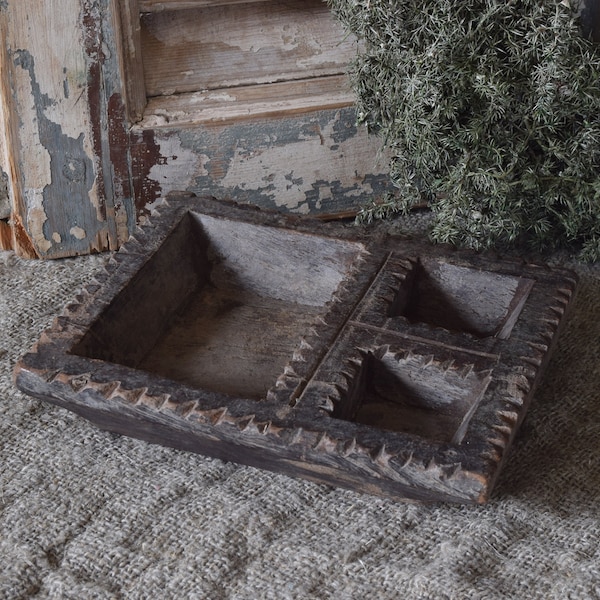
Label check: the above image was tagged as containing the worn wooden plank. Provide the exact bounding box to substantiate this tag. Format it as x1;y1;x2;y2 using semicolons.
140;76;355;126
114;0;147;122
1;0;137;258
140;0;359;96
130;106;393;214
0;6;19;253
140;0;293;14
6;0;100;256
0;63;12;224
0;3;41;257
118;0;392;217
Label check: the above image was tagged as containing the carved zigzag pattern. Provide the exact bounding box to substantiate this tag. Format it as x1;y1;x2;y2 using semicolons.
19;195;579;504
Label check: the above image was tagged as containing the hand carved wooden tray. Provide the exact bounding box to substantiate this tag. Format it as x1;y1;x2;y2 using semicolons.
15;194;578;503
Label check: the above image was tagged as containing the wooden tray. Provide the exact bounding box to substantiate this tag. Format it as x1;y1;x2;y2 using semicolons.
15;194;578;503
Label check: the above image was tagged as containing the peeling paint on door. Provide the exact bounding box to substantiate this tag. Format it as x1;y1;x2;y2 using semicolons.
1;0;391;258
131;107;393;215
1;0;131;257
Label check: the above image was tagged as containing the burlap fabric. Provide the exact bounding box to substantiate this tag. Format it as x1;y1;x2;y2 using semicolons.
1;244;599;600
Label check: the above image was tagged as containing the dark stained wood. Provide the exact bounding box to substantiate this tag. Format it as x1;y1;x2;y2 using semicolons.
14;194;579;504
139;288;324;398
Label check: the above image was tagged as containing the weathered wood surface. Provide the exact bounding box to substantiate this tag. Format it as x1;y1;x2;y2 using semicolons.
124;0;392;216
140;76;355;126
0;0;136;257
140;0;268;10
0;9;13;230
140;288;323;398
15;194;579;504
4;1;599;257
130;107;392;216
114;0;146;123
0;5;26;254
140;0;358;96
1;0;392;257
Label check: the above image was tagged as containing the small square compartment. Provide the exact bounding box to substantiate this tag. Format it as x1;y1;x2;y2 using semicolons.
331;347;493;444
72;211;366;400
390;259;534;339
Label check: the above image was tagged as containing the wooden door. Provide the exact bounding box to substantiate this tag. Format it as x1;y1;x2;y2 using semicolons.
0;0;134;258
121;0;392;217
0;0;391;258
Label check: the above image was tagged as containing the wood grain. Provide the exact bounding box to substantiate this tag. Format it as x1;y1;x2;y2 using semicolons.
140;0;268;11
140;0;359;96
140;287;323;398
140;76;354;126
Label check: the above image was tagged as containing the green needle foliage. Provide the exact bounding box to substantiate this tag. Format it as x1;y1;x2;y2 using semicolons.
327;0;600;260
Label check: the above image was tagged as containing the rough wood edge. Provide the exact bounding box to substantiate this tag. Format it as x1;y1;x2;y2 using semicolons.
137;77;355;128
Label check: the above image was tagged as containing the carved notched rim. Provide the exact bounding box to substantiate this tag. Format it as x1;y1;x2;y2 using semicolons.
14;194;579;504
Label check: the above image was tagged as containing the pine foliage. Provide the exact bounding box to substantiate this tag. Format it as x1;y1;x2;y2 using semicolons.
327;0;600;260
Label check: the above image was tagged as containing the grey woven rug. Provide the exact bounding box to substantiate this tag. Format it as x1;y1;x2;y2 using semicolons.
1;244;599;600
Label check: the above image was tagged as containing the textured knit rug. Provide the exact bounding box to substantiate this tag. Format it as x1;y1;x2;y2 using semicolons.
1;236;599;600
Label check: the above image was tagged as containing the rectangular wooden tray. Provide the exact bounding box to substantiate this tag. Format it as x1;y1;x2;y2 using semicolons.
14;194;578;503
